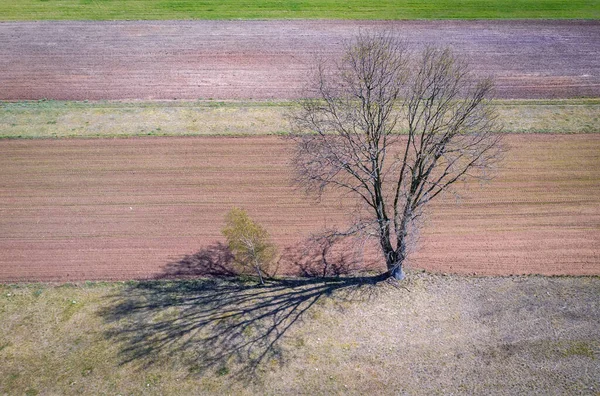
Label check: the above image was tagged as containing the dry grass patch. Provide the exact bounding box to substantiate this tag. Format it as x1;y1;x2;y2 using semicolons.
1;274;598;394
495;99;600;133
0;100;290;139
1;99;598;139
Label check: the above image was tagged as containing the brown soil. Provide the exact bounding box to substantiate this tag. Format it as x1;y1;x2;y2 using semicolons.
1;20;598;101
0;134;598;282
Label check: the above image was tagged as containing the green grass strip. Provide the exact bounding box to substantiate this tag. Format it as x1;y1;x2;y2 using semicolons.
0;0;598;21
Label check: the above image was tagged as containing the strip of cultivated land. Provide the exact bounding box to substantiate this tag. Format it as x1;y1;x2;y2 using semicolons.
1;99;599;139
0;0;598;20
1;21;599;101
0;275;598;394
0;135;598;282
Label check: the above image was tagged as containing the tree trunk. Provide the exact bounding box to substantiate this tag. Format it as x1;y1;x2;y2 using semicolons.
254;263;265;285
386;206;410;280
385;250;406;280
390;264;405;280
381;244;406;281
382;226;408;280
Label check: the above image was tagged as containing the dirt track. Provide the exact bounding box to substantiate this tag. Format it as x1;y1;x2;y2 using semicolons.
0;134;598;282
1;20;599;101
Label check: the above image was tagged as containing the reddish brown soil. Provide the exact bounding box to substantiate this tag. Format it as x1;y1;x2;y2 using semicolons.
0;134;598;282
1;20;598;101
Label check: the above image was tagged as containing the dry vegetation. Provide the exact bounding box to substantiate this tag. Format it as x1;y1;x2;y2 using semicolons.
1;99;598;139
0;101;290;139
0;274;598;395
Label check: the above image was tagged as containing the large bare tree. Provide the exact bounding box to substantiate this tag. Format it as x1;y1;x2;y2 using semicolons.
289;31;502;280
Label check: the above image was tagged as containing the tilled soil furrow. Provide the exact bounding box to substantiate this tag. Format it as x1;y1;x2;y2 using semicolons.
0;134;598;281
1;20;599;101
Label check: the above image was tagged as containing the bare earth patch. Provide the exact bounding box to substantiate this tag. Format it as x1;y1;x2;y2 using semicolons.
0;134;598;282
0;20;599;101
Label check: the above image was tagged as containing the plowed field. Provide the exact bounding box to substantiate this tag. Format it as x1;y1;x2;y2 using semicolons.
1;20;599;101
1;134;598;282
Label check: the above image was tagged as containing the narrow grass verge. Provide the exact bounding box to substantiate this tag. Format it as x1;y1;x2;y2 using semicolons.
1;99;598;139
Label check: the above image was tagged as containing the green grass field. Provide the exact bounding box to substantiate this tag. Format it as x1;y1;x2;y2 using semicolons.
0;0;598;20
0;99;598;139
1;274;598;394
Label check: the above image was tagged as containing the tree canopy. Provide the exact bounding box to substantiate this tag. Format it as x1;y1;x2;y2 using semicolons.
289;31;502;280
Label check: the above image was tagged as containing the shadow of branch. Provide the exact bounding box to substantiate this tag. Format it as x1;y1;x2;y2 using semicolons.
99;244;384;380
155;242;238;279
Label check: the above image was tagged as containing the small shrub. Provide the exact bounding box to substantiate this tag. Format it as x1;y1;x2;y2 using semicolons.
216;366;229;376
221;207;277;285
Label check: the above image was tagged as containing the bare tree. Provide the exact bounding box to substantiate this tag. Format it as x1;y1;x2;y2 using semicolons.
289;31;502;280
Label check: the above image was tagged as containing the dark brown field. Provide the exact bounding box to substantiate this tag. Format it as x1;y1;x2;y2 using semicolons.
0;134;598;282
1;20;599;101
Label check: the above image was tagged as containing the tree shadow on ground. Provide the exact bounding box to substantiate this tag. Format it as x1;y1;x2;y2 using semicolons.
156;242;237;279
279;234;380;278
100;242;386;381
